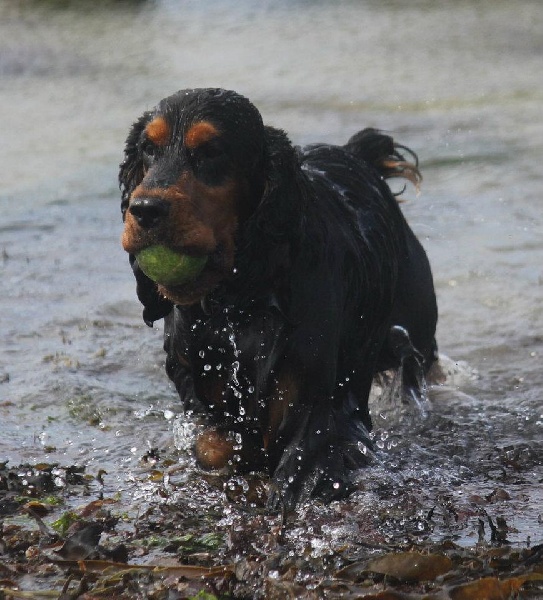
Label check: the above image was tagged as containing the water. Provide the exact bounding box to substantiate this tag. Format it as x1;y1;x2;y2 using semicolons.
1;0;542;546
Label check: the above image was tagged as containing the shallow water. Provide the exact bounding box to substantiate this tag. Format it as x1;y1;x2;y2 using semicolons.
1;0;542;548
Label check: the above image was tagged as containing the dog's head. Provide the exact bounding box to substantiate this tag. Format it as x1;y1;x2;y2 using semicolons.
119;88;269;307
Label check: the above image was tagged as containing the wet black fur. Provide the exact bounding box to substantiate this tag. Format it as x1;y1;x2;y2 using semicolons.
119;88;438;510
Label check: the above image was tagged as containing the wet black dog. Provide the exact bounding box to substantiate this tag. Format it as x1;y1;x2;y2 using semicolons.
119;88;438;509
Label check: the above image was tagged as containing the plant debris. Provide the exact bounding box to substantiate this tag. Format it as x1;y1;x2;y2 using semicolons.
1;456;542;599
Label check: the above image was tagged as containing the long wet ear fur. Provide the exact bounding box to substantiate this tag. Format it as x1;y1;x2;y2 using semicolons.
232;126;305;292
120;112;173;325
119;111;151;219
259;126;306;236
129;255;173;327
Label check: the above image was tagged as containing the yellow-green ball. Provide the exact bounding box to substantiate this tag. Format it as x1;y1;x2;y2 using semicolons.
136;245;208;286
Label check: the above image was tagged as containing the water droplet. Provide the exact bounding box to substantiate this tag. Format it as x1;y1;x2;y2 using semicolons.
203;364;211;371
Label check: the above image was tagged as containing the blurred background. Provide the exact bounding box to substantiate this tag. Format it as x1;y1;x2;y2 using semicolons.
1;0;542;544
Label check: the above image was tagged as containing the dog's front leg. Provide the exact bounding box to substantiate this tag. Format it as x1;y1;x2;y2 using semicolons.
264;321;358;511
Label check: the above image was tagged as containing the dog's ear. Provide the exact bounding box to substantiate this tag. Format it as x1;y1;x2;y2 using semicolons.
253;126;305;240
119;111;151;220
231;126;305;292
129;254;173;327
120;113;173;326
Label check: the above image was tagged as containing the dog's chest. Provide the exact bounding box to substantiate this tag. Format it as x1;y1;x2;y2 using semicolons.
177;303;288;422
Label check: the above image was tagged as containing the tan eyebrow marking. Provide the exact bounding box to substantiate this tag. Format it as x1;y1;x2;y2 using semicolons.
144;116;170;146
185;121;220;149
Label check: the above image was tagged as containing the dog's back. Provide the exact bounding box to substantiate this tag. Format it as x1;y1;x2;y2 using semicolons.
296;133;437;422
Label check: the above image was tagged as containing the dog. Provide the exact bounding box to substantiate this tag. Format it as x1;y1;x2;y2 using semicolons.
119;88;438;509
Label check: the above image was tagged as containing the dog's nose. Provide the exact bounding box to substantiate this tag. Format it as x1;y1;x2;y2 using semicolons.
129;197;170;229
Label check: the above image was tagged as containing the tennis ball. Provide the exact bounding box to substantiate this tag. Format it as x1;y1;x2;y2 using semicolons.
136;245;208;286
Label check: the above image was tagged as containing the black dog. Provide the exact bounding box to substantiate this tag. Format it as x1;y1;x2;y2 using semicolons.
119;88;438;509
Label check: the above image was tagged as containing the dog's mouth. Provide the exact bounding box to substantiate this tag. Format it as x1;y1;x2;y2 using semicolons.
122;197;238;305
133;241;234;306
123;228;232;304
134;244;209;286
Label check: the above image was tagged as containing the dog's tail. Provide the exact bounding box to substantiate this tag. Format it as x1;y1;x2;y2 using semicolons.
344;128;422;193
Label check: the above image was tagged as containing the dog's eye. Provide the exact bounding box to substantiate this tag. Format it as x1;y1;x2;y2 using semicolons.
141;140;157;160
193;141;224;161
188;141;230;185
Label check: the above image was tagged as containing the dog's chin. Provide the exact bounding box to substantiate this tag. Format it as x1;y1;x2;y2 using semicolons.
158;277;218;306
157;258;231;306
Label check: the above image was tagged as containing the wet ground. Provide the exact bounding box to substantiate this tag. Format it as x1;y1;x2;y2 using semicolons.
1;0;542;597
